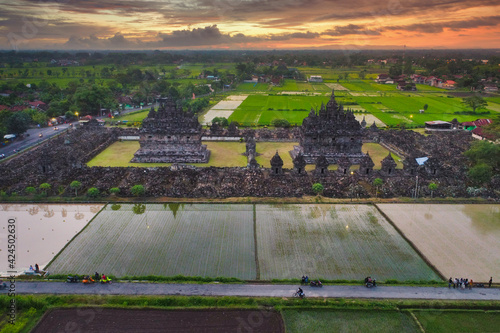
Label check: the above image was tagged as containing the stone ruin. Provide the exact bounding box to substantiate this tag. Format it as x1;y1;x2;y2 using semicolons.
131;97;210;163
291;90;366;164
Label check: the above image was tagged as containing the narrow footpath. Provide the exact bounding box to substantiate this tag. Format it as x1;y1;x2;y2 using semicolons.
10;282;500;301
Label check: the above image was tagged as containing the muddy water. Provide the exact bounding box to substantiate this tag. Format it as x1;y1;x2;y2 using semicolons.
377;204;500;282
0;204;103;275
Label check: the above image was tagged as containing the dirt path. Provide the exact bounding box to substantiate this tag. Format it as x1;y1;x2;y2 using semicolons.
10;282;500;301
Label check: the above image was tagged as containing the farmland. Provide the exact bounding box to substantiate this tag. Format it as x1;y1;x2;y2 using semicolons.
0;204;103;275
377;204;500;282
282;310;419;333
255;204;440;281
45;203;442;281
46;204;256;279
413;310;500;333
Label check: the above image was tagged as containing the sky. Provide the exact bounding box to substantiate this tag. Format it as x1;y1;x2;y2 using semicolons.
0;0;499;50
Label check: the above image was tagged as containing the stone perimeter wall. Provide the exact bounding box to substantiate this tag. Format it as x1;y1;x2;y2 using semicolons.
0;126;497;199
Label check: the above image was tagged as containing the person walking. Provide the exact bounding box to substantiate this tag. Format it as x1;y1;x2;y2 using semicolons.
489;277;493;288
448;277;452;288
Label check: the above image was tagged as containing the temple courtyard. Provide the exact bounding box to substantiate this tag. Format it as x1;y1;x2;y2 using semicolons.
87;141;402;169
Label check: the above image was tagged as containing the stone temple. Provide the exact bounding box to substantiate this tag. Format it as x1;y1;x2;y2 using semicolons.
291;90;366;164
131;97;210;163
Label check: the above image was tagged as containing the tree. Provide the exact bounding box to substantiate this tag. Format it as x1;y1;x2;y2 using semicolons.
271;119;291;128
87;187;100;198
6;111;31;135
39;183;51;196
73;84;116;116
109;187;120;195
423;104;428;111
25;186;36;195
373;178;383;198
211;117;229;127
468;164;492;185
131;184;145;197
428;182;438;198
312;183;324;195
70;180;82;196
464;140;499;173
462;95;488;113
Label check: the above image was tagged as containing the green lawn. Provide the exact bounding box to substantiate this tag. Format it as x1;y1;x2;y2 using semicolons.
88;141;399;170
87;141;247;167
282;309;419;333
107;110;149;123
413;310;500;333
363;143;403;169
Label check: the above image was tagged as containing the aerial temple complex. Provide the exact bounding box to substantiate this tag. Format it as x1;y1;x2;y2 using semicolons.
291;90;366;164
131;97;210;163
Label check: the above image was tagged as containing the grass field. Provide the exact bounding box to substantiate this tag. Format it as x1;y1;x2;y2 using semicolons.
413;310;500;333
46;204;257;279
87;141;247;167
377;204;500;282
88;141;399;170
282;310;419;333
256;204;440;281
107;110;149;123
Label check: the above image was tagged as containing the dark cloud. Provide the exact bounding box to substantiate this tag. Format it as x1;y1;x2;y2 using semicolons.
386;16;500;33
322;24;381;36
268;31;320;41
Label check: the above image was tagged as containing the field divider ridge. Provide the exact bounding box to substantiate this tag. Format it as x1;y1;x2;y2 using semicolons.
373;203;446;281
44;203;108;273
253;204;260;280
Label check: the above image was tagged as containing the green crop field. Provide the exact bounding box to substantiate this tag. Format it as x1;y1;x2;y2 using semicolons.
342;81;397;92
234;82;270;92
228;95;335;125
352;93;490;126
282;310;419;333
47;204;257;279
413;310;500;333
255;204;440;281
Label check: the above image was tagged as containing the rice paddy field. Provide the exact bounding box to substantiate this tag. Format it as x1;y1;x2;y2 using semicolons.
282;309;500;333
46;204;257;279
282;310;419;333
45;203;442;281
0;204;103;275
377;204;500;282
255;204;440;281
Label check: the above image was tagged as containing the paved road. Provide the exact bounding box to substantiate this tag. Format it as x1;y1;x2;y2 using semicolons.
0;123;74;158
9;282;500;301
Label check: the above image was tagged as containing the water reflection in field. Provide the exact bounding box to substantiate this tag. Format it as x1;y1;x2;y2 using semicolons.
0;204;103;275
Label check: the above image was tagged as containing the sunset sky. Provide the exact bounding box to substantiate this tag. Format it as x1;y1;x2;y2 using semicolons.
0;0;499;50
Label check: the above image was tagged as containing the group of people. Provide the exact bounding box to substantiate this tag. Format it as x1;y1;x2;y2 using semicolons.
95;272;111;283
28;264;41;274
448;277;493;289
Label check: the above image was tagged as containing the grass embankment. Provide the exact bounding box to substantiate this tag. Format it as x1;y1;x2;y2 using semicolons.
1;295;499;333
